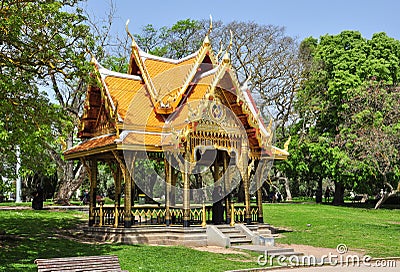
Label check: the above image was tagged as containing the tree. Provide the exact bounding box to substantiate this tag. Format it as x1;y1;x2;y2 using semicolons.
294;31;400;204
134;19;203;59
0;0;97;203
337;82;400;208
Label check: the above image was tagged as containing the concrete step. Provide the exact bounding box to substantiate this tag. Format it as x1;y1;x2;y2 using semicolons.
230;238;253;245
219;228;241;234
225;234;247;239
215;225;236;230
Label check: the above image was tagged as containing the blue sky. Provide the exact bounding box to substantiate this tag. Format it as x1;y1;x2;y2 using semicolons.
84;0;400;41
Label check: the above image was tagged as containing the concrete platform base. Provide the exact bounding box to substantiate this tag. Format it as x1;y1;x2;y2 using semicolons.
83;226;208;246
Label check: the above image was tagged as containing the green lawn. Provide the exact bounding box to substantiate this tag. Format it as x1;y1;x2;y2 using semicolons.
1;204;399;271
264;203;400;257
0;209;260;272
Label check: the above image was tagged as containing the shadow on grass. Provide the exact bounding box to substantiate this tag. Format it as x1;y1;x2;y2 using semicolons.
0;210;122;272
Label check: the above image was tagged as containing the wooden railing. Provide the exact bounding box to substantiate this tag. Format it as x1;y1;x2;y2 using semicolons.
93;203;258;227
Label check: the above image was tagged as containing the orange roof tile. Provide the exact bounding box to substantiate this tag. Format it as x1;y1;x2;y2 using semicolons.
64;135;117;156
122;86;166;131
144;57;196;79
104;76;143;120
122;133;164;147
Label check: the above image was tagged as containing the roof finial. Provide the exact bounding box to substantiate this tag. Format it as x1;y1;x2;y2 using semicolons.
216;39;224;61
222;30;233;62
203;15;212;46
207;14;213;36
125;19;138;48
227;29;233;52
241;70;252;91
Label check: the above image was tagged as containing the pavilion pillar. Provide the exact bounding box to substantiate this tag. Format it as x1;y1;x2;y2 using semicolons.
222;151;231;224
108;161;122;228
87;159;97;227
164;155;172;226
255;160;264;223
171;168;177;206
123;153;136;228
114;165;122;207
256;186;264;223
242;146;252;225
182;149;191;228
113;151;135;228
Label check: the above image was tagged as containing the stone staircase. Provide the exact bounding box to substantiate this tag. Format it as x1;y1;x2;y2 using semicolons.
206;224;303;257
206;224;275;247
217;225;253;245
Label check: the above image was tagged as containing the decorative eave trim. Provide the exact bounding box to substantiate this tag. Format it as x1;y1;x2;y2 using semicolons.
98;64;142;81
272;145;290;160
91;58;123;123
63;143;118;160
126;38;159;107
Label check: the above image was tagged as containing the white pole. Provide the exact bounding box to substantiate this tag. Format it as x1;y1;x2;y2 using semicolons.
15;145;22;203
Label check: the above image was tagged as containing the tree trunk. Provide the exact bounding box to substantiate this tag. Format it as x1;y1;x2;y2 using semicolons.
54;161;86;205
316;178;323;203
333;181;345;205
47;133;87;205
375;181;398;209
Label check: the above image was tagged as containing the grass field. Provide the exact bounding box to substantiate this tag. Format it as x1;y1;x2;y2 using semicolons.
0;209;260;272
263;203;400;257
0;203;399;271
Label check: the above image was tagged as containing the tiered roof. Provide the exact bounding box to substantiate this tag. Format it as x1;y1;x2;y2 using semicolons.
64;31;289;160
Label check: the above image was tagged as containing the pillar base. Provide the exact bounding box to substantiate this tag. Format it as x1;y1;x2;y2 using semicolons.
245;217;252;225
258;217;264;223
225;217;231;224
165;219;171;226
89;218;95;227
183;220;190;228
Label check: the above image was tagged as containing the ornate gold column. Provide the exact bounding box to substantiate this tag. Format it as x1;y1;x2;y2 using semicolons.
255;160;264;223
164;155;172;226
113;151;135;228
242;145;252;224
87;159;97;227
108;161;122;228
115;166;122;208
222;151;231;224
124;152;136;228
182;149;191;227
171;168;177;206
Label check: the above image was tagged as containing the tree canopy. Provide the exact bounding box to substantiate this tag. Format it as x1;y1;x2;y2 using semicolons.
0;0;95;201
285;31;400;204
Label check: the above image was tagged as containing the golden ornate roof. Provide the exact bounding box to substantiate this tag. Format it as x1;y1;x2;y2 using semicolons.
64;33;289;161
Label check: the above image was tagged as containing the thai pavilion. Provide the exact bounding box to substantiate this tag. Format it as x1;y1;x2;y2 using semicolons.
64;21;289;237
